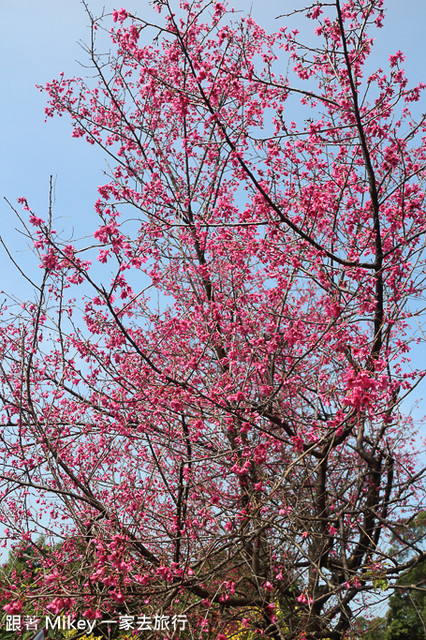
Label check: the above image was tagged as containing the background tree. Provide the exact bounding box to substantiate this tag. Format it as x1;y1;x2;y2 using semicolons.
381;512;426;640
355;616;386;640
0;1;425;639
384;559;426;640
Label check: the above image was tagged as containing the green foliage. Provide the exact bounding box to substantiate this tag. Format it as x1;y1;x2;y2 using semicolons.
384;559;426;640
382;511;426;640
356;616;386;640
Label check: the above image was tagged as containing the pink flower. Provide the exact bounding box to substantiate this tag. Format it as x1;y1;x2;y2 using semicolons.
29;215;44;226
17;196;30;210
3;600;23;614
296;593;313;605
389;50;405;67
83;608;102;619
46;598;64;615
98;249;110;263
112;8;128;23
214;3;226;18
110;590;125;603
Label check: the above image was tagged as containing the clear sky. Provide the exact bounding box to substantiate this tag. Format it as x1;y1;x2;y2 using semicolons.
0;1;424;424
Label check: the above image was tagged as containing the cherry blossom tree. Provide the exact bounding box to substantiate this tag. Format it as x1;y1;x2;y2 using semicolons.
1;1;425;638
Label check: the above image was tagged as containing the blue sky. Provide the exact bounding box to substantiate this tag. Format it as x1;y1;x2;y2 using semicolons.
0;1;425;424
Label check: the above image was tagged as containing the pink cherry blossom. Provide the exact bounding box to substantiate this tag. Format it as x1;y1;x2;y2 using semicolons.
1;2;425;639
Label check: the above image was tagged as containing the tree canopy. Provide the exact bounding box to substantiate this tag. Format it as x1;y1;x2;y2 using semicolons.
0;2;425;639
